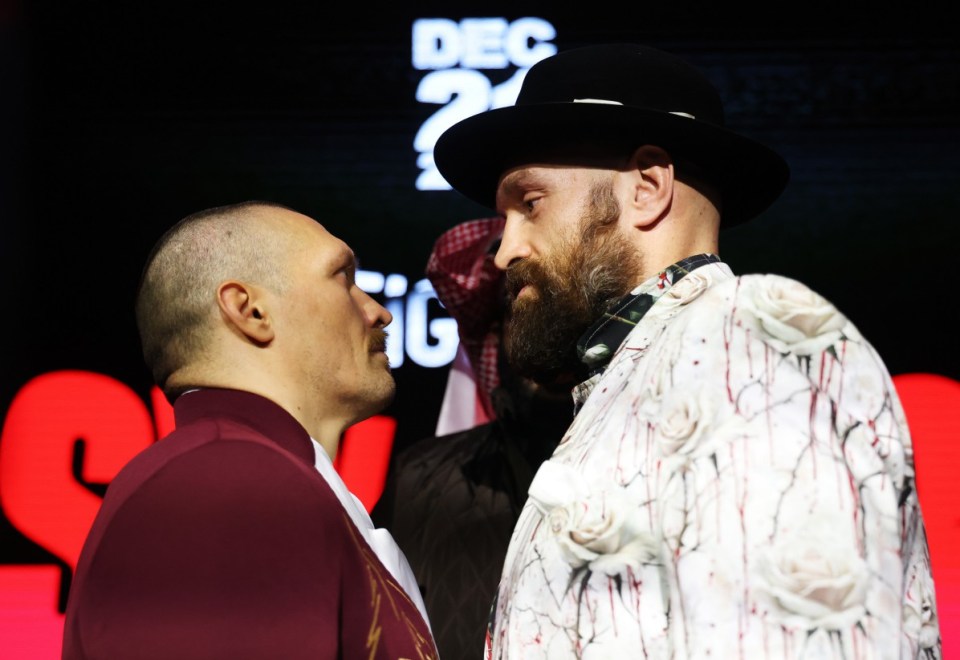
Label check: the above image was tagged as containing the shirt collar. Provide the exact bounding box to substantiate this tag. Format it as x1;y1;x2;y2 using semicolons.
575;253;722;379
173;388;316;468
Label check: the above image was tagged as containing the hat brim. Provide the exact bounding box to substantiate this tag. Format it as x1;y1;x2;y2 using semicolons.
434;103;789;228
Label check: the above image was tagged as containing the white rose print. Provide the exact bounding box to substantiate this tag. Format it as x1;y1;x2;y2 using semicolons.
661;270;711;307
756;515;870;630
656;388;715;456
747;276;848;356
529;461;661;576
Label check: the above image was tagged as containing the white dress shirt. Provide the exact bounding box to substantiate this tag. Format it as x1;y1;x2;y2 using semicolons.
310;438;432;630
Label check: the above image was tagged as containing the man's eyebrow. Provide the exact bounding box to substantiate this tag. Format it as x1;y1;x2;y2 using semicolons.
496;171;547;213
500;170;545;194
331;245;357;272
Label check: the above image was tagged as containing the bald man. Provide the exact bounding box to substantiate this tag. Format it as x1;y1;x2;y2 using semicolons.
62;201;438;660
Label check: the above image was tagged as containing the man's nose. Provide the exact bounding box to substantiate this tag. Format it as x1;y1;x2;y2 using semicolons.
493;216;531;270
361;290;392;328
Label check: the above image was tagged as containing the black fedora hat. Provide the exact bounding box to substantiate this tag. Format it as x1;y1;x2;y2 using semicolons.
433;43;789;228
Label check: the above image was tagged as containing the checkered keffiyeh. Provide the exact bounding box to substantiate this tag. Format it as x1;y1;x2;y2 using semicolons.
425;217;506;420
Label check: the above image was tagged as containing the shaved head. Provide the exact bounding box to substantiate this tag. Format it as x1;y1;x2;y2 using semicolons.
135;200;295;395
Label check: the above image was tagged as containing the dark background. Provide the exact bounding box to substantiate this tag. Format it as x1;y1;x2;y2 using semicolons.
2;1;958;602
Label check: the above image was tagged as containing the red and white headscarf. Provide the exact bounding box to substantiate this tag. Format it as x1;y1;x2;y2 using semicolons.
425;216;506;436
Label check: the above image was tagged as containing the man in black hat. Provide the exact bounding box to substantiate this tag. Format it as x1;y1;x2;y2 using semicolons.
434;44;941;658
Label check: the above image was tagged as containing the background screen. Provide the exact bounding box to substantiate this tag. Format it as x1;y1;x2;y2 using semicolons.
1;3;957;656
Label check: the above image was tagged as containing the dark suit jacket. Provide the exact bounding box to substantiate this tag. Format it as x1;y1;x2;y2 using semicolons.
62;388;437;660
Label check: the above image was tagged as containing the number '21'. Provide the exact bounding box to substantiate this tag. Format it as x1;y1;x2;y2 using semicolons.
414;68;527;190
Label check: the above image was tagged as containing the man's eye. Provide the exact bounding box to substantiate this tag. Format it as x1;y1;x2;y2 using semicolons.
524;197;541;211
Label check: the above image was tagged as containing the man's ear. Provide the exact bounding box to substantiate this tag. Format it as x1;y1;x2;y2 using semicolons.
217;281;275;344
618;145;674;229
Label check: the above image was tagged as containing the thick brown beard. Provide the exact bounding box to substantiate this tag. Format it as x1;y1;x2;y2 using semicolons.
502;181;644;385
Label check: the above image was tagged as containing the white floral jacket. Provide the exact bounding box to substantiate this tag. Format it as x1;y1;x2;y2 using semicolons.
486;260;941;659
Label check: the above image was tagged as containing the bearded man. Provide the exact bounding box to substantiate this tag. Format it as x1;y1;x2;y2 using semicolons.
434;43;941;659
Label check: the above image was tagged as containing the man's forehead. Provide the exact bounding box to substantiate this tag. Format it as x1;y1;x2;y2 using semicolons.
496;165;609;200
499;167;550;190
497;165;569;198
274;211;356;266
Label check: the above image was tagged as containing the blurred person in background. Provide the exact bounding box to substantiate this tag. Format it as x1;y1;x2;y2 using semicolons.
377;216;572;659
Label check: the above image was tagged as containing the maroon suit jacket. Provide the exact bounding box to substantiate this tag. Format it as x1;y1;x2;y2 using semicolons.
62;388;437;660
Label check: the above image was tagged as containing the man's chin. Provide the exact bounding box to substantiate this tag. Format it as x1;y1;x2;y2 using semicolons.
356;379;396;421
504;336;584;386
378;373;397;400
518;361;585;389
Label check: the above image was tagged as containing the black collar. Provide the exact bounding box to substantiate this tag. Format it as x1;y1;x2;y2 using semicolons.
575;253;722;378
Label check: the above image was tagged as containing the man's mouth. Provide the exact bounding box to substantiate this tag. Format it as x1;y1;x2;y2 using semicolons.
506;278;528;299
505;260;539;301
369;330;388;353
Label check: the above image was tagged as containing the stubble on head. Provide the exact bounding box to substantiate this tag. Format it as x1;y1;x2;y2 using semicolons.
502;179;644;385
